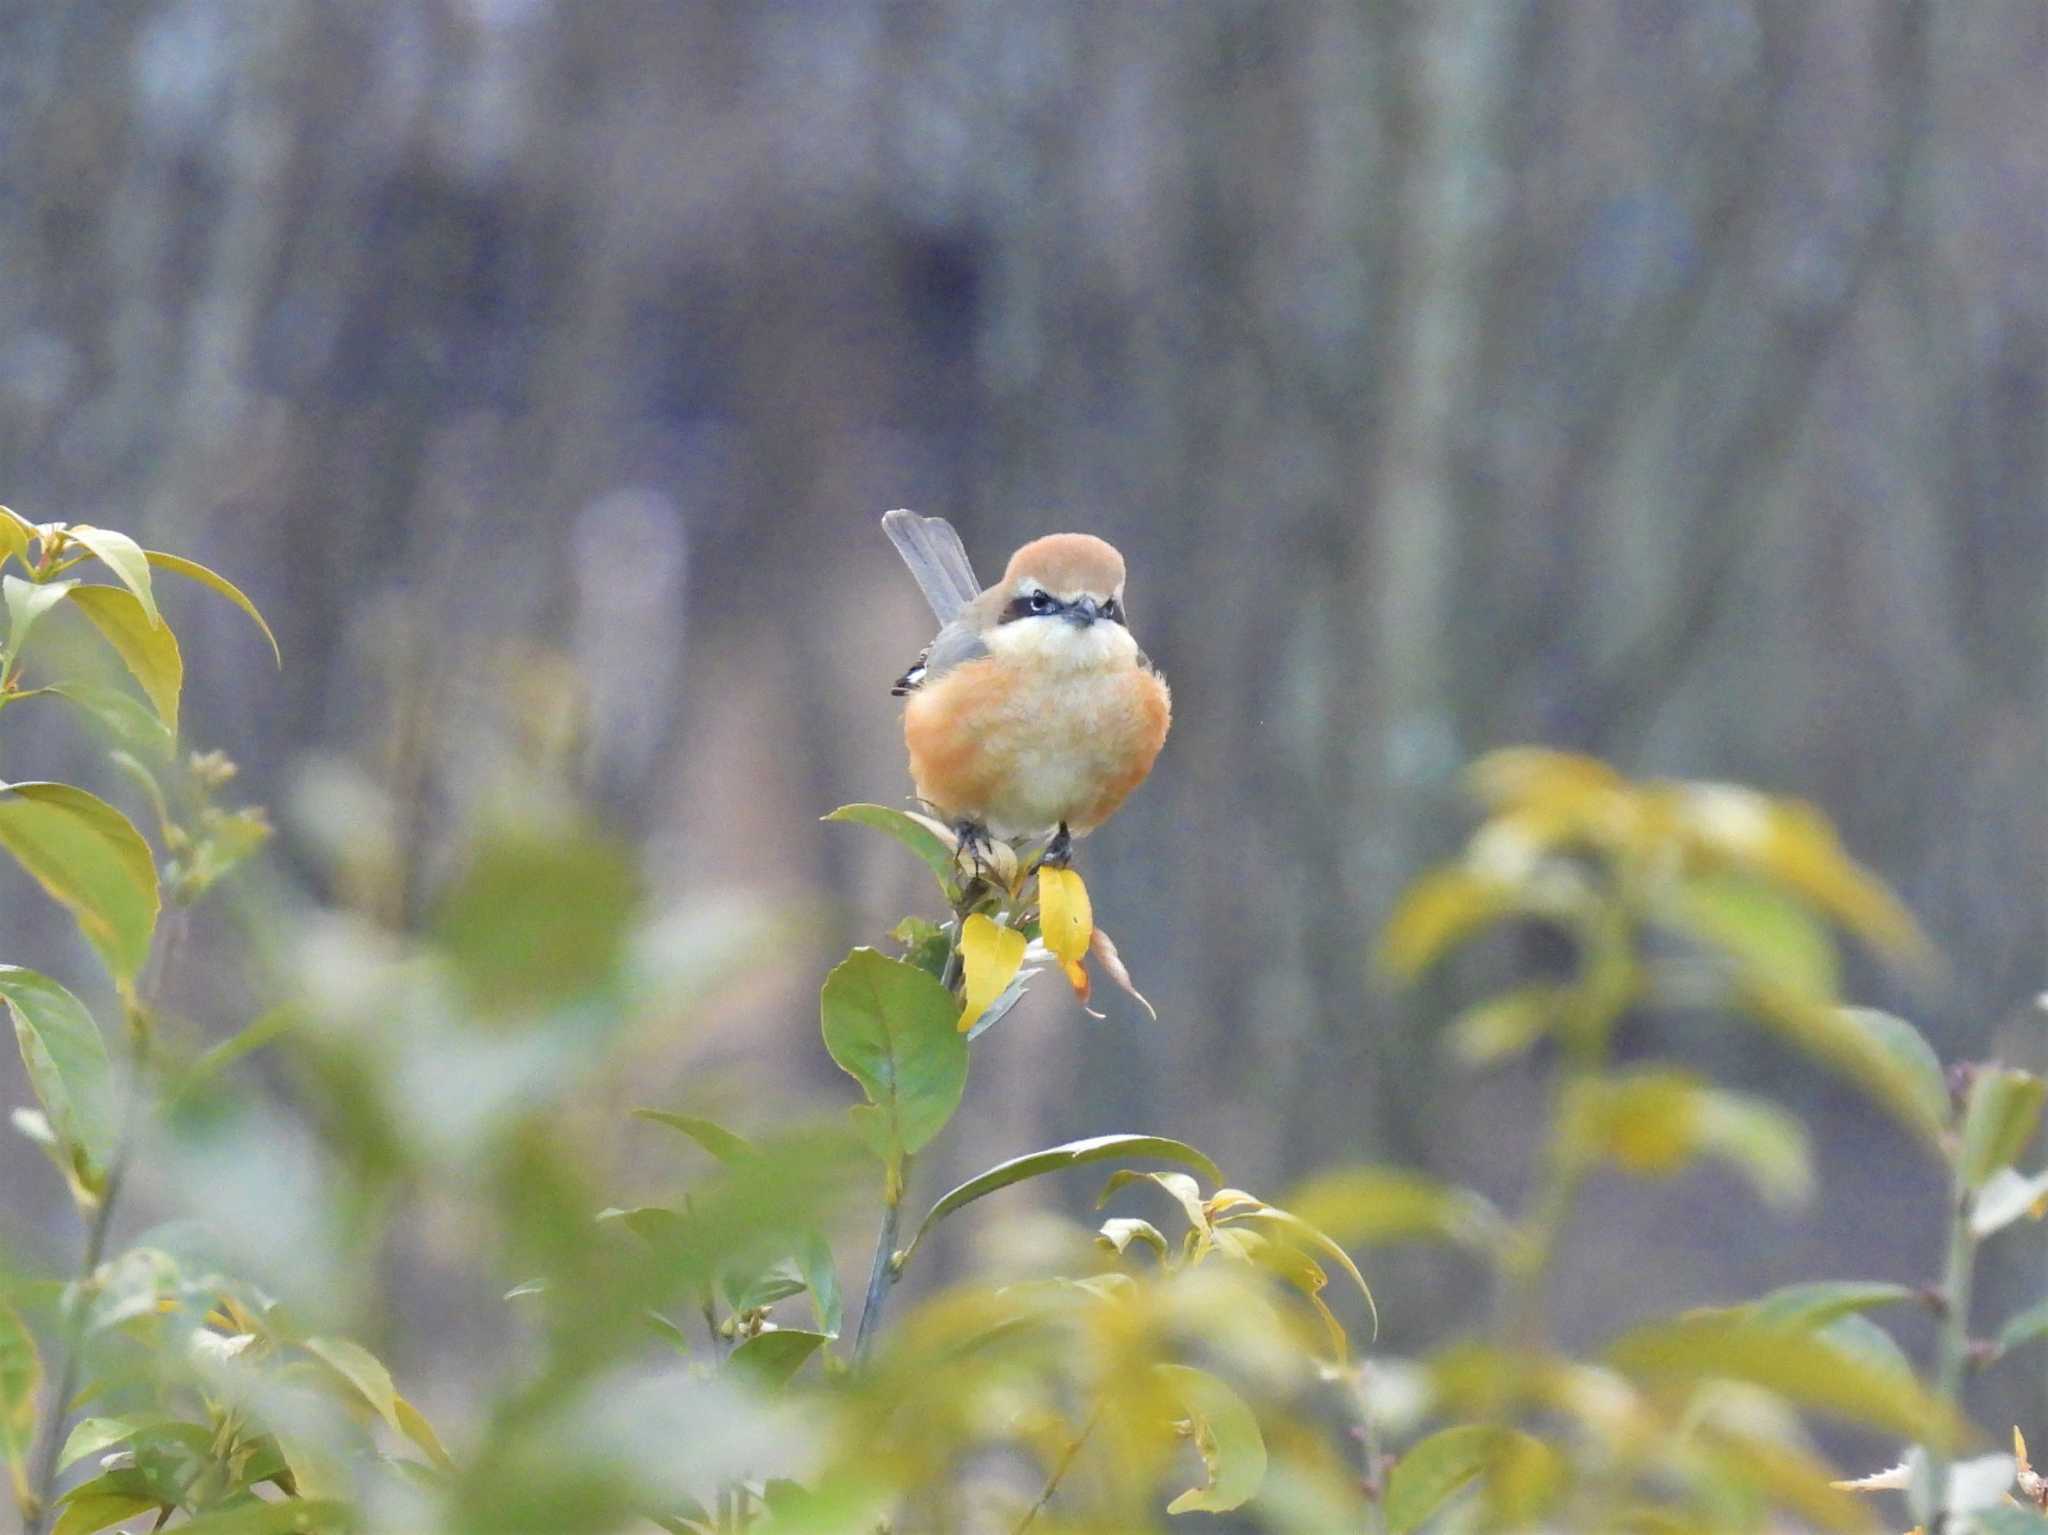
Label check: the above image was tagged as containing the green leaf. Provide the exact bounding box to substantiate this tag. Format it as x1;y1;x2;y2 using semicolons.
1;1304;40;1488
1745;1280;1919;1332
1994;1295;2048;1357
60;526;158;627
11;1106;97;1207
272;1426;350;1502
1446;984;1558;1065
50;1488;159;1535
56;1415;171;1473
37;681;176;760
728;1328;830;1390
1099;1169;1211;1234
303;1334;402;1433
891;915;952;979
1739;989;1950;1148
1097;1217;1170;1259
1224;1202;1379;1342
1156;1363;1266;1514
718;1256;808;1315
797;1228;843;1338
0;964;114;1172
1607;1313;1962;1446
146;1501;356;1534
434;828;639;1012
1667;873;1839;995
1562;1070;1812;1209
67;585;181;733
1687;1089;1814;1209
1960;1068;2046;1189
0;781;159;986
144;551;280;666
395;1395;454;1473
2;574;77;671
1384;1424;1537;1535
823;804;958;893
820;949;966;1171
1282;1166;1502;1250
1837;1007;1952;1131
633;1110;757;1164
898;1134;1223;1269
172;1007;293;1102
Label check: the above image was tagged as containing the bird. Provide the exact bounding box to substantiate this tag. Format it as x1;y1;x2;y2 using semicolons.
882;508;1172;868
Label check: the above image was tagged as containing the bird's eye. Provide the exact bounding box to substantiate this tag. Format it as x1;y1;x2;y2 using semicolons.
1103;598;1122;622
1029;590;1057;615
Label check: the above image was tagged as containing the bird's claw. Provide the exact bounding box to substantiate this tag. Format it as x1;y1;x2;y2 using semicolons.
1036;822;1074;871
953;819;997;887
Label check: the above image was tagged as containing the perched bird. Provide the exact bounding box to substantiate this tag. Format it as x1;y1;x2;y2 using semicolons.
883;509;1171;865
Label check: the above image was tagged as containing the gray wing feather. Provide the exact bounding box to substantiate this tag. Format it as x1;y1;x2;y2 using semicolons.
892;619;988;694
882;509;981;623
921;621;988;680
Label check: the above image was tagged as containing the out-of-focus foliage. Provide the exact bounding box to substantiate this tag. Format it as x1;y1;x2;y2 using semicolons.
3;5;2044;1518
10;512;2048;1532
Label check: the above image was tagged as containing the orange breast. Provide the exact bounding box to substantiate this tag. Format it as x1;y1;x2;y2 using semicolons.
904;657;1170;837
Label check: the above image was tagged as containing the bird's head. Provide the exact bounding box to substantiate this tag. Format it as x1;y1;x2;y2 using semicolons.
981;533;1139;671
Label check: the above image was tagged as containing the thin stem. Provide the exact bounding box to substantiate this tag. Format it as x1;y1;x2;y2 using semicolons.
1919;1172;1976;1533
1497;1075;1589;1356
1010;1405;1101;1535
852;1171;905;1366
21;1157;124;1534
22;910;187;1535
1355;1366;1390;1535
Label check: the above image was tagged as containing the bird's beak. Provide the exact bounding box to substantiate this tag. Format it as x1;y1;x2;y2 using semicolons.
1064;597;1101;628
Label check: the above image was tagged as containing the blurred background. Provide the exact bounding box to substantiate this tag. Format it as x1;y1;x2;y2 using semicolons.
1;0;2043;1443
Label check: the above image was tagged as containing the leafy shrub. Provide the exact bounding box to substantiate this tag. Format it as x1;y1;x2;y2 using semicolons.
4;505;2047;1533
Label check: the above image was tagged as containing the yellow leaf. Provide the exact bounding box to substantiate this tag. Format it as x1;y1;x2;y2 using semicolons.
1037;866;1093;964
1377;867;1509;979
957;914;1026;1034
67;585;182;733
1038;865;1094;1003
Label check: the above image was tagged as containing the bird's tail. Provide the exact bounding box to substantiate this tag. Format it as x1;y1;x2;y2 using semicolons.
882;509;981;623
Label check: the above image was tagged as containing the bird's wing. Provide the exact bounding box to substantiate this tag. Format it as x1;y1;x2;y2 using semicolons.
891;619;987;695
882;509;981;624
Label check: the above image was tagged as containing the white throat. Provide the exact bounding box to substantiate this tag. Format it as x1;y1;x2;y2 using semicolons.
984;616;1138;673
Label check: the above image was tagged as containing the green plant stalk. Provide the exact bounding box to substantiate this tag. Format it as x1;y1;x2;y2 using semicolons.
20;1156;124;1535
1498;1078;1591;1356
21;909;187;1535
1496;898;1635;1354
1010;1404;1101;1535
853;1161;907;1366
1918;1172;1976;1531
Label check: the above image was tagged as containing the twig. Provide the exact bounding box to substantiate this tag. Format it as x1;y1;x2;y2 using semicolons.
852;1174;905;1367
1009;1405;1101;1535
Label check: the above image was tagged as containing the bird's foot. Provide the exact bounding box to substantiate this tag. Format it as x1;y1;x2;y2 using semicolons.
1036;822;1074;871
952;818;997;887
